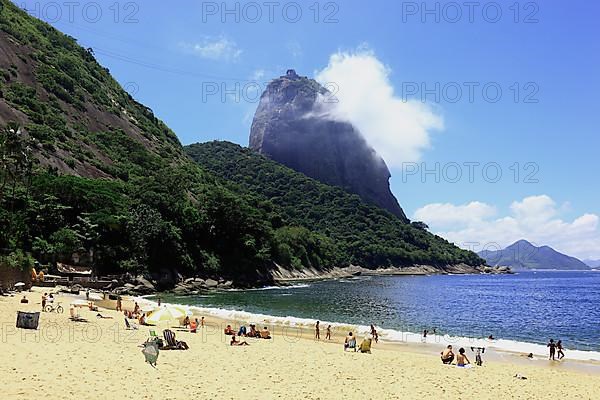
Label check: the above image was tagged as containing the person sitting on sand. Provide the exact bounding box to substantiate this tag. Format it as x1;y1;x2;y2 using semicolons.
260;326;271;339
183;316;190;328
20;295;28;304
238;325;247;336
230;334;249;346
224;324;235;335
358;336;372;354
344;332;356;352
441;345;454;364
248;324;258;337
456;348;471;367
139;313;147;326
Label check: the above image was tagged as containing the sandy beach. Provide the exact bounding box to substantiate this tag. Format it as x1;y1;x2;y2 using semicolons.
1;288;598;400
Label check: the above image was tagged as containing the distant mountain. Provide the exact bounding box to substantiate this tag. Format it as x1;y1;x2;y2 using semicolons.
583;259;600;269
478;240;591;271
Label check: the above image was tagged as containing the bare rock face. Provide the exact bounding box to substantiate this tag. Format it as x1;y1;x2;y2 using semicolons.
250;70;407;221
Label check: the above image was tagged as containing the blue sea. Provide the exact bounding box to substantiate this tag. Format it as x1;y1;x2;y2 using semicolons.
158;271;600;360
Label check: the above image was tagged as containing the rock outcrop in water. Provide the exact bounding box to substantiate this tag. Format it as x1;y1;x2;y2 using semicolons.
249;70;408;221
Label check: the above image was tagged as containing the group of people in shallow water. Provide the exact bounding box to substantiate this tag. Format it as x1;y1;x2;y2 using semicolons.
224;324;272;346
315;321;380;353
547;339;565;360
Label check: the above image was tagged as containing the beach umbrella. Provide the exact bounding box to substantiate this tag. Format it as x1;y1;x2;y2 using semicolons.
71;299;88;307
170;305;193;316
88;292;103;301
146;306;186;324
140;303;156;313
15;282;25;287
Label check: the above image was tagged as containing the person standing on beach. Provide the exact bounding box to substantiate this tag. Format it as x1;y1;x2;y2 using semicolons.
116;296;122;312
157;296;161;307
547;339;557;360
326;325;332;340
201;316;205;328
370;325;379;343
315;321;320;340
557;340;565;360
41;293;47;311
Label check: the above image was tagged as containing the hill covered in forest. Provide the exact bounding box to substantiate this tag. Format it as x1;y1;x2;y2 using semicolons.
186;141;486;270
0;0;488;290
0;0;339;287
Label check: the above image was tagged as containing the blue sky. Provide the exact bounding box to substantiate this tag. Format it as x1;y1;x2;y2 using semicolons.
17;0;600;258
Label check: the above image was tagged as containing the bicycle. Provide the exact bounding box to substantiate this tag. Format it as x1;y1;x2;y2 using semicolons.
45;302;64;313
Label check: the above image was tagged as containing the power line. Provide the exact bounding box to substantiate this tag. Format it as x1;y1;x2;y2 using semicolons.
50;20;273;84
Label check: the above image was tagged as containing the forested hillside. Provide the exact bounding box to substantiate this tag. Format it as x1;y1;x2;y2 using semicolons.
186;141;485;269
0;0;339;286
0;0;484;289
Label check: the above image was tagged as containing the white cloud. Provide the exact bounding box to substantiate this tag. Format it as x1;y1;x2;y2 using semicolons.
251;69;266;81
286;41;303;58
412;195;600;259
180;36;242;61
315;46;443;167
413;201;497;227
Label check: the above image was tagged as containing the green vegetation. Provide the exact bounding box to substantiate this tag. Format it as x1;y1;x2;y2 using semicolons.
0;124;341;284
0;0;483;287
186;142;484;268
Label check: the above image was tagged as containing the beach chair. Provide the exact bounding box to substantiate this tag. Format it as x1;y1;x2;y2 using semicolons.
345;338;357;352
144;330;164;350
359;338;372;354
125;318;139;330
163;329;189;350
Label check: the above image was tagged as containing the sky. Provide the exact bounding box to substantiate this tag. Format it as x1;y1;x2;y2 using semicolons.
15;0;600;259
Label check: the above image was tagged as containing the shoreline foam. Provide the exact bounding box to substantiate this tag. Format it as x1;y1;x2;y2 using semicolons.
139;295;600;364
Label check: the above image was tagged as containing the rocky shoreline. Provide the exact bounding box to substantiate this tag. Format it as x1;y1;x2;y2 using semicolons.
270;264;511;283
103;263;511;296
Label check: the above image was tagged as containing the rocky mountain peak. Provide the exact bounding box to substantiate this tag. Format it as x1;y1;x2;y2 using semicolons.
249;71;407;221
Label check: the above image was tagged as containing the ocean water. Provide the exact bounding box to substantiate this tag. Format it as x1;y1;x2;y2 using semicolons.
156;271;600;360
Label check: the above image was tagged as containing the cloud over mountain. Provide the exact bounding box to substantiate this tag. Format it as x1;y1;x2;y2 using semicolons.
414;195;600;259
